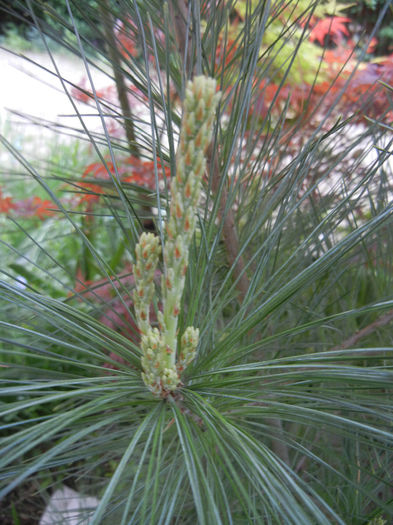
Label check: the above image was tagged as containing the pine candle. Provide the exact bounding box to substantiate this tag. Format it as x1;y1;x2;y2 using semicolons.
132;76;220;396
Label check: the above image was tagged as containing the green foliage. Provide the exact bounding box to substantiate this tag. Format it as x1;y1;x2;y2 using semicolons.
343;0;393;54
0;0;101;52
1;0;393;523
0;23;34;51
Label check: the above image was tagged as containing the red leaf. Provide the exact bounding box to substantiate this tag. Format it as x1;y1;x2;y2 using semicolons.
12;196;55;219
115;19;138;59
78;182;105;204
123;156;170;189
309;17;351;46
0;189;15;213
367;37;378;54
83;161;115;179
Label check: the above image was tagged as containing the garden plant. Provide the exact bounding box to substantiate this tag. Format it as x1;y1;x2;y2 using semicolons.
1;0;393;523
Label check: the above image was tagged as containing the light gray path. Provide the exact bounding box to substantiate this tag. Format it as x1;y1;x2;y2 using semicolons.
0;48;110;139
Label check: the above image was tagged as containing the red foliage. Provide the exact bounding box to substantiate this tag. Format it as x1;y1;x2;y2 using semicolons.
215;35;238;69
249;12;393;127
77;160;116;204
122;156;171;190
115;19;138;59
323;45;356;67
309;17;351;46
1;187;57;219
341;54;393;120
83;161;115;179
77;156;171;206
71;79;120;106
367;37;378;54
1;194;56;219
71;77;91;104
0;189;15;213
30;197;56;219
78;182;106;204
252;80;316;121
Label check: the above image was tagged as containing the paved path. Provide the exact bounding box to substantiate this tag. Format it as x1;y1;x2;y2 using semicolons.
0;48;110;141
0;48;390;173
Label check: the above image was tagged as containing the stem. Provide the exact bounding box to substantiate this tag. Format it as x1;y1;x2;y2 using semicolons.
80;201;95;282
207;142;250;303
99;0;139;157
266;418;290;465
168;0;193;72
332;309;393;351
99;1;156;230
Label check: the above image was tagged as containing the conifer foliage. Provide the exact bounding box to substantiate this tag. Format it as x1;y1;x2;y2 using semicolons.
0;1;393;523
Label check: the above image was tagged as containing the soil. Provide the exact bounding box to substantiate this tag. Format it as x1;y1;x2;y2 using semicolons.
0;480;46;525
